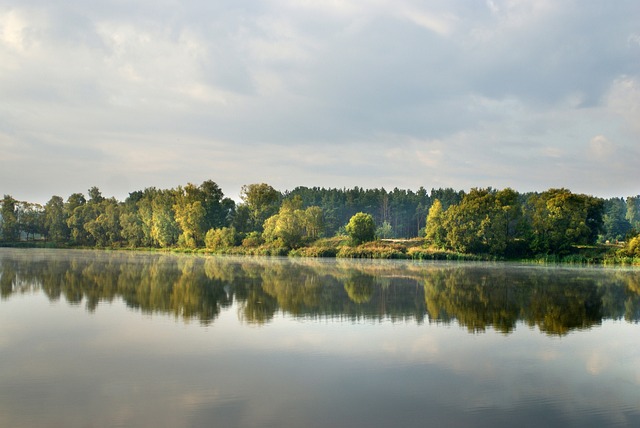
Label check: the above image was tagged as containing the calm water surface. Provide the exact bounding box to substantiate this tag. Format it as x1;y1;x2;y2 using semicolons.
0;249;639;427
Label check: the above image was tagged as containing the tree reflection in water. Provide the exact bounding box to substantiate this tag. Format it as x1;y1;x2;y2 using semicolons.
1;250;638;334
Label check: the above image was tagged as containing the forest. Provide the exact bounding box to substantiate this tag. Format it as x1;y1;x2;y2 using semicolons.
1;180;639;261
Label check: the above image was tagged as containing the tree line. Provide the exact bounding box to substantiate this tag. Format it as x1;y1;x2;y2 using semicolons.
1;180;639;257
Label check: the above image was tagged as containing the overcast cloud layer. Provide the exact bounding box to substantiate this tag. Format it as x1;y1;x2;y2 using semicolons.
1;0;639;202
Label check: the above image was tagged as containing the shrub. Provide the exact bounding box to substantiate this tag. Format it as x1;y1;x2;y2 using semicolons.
337;242;406;259
624;235;640;257
205;227;237;251
241;231;263;248
178;232;197;249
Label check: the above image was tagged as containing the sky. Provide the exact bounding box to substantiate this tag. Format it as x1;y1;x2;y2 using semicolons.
1;0;639;203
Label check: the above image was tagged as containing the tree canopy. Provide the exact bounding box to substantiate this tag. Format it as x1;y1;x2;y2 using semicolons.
1;181;638;260
346;212;376;244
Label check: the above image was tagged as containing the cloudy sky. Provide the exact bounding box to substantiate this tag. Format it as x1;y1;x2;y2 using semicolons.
1;0;639;203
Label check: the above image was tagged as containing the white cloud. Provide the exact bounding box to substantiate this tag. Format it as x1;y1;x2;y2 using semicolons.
0;132;23;161
1;0;639;202
605;76;640;133
246;17;316;64
469;0;556;44
274;0;361;17
397;6;458;36
0;8;46;53
628;33;640;47
588;135;615;159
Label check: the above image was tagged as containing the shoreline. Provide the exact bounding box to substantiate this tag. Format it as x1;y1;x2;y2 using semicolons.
2;240;639;266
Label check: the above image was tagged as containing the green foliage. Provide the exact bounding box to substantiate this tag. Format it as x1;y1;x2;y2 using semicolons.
241;231;263;248
285;185;431;238
1;195;19;241
602;198;632;242
407;247;486;261
376;221;393;239
345;212;376;244
199;180;235;230
119;211;145;247
174;200;206;248
119;194;148;248
289;246;338;257
205;227;238;251
17;202;45;241
262;202;325;249
526;189;603;255
231;205;252;233
429;187;464;210
65;194;89;245
150;191;180;247
44;196;68;243
303;206;324;239
88;186;104;203
64;189;120;247
172;181;233;247
424;199;446;248
84;198;121;246
626;196;640;230
240;183;281;231
426;188;523;256
177;232;197;249
621;235;640;258
1;182;621;262
337;242;406;259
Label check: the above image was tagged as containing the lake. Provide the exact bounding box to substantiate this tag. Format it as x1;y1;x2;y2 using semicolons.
1;248;639;427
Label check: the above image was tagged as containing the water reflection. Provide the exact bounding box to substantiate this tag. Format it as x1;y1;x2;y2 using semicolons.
1;249;639;334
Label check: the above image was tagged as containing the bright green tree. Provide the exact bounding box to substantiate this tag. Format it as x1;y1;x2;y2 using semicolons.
345;212;376;244
205;227;238;251
303;206;324;239
440;189;493;254
262;199;325;248
150;191;180;247
174;199;206;248
262;201;306;248
425;199;446;248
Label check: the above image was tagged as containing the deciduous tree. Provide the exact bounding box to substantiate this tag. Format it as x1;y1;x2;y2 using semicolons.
425;199;446;248
240;183;281;231
345;212;376;244
1;195;19;241
45;195;68;243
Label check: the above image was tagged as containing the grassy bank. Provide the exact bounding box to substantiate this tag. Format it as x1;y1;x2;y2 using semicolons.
3;238;639;266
